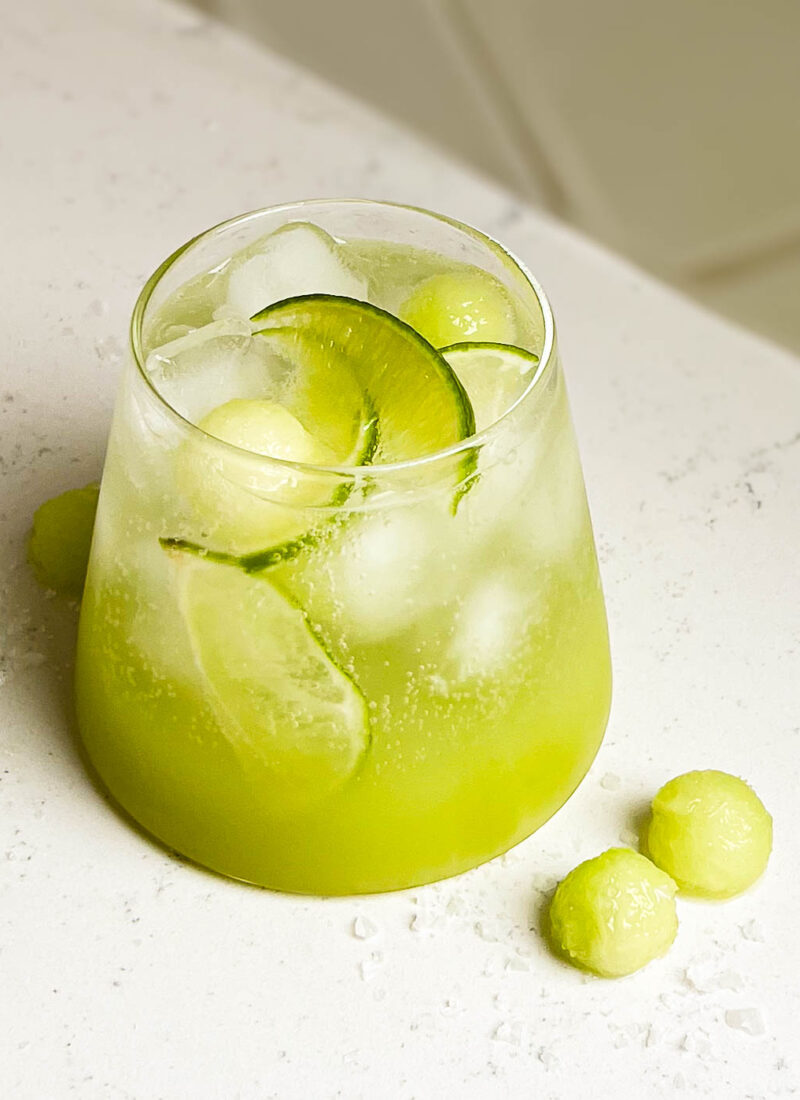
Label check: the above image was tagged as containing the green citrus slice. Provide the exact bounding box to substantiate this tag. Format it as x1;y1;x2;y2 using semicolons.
251;295;475;465
179;557;370;807
440;341;539;431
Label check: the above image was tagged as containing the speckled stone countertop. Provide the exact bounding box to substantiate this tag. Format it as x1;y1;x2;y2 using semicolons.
2;1;799;1097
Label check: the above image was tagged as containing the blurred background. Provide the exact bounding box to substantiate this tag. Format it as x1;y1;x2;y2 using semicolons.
190;0;800;354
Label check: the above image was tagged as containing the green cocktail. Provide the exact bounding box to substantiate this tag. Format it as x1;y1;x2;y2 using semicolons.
76;200;611;894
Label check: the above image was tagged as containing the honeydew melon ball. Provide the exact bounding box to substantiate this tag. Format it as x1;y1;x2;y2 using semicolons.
645;770;772;898
549;848;678;978
399;270;517;348
28;483;100;596
177;399;336;554
198;399;334;465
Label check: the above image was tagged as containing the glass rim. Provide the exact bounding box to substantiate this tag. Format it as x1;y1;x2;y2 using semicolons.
129;198;556;478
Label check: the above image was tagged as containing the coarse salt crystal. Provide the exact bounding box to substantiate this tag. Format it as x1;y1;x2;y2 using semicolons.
725;1008;766;1036
352;915;378;940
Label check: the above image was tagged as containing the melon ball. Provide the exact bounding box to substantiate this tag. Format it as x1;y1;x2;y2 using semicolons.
28;483;100;596
645;770;772;898
549;848;678;978
399;270;517;348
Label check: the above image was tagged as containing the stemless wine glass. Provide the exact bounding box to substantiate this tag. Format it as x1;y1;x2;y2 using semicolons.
75;200;611;894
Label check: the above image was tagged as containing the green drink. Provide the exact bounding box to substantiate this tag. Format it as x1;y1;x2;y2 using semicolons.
76;200;611;894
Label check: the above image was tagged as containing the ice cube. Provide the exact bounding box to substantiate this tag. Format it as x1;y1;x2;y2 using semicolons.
448;574;537;681
464;401;589;566
146;318;276;423
227;223;368;318
460;429;537;536
518;431;589;561
325;506;447;644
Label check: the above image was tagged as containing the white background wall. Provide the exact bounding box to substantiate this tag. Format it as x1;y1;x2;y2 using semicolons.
193;0;800;352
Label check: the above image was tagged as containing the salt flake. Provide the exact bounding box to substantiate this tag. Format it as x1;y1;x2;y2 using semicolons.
725;1008;766;1036
600;772;622;791
493;1021;523;1046
352;915;378;940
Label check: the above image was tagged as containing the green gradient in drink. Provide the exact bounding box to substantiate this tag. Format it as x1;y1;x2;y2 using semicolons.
76;203;611;894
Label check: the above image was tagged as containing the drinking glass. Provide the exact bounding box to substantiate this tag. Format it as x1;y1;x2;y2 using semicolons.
75;200;611;894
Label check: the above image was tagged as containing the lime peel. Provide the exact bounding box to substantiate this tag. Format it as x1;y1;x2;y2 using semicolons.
441;341;539;432
251;294;475;464
160;532;314;574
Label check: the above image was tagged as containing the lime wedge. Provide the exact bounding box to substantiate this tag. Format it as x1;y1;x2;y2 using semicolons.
441;342;539;431
251;295;475;464
180;558;370;806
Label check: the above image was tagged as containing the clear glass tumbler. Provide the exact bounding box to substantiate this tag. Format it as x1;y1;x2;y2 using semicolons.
75;200;611;894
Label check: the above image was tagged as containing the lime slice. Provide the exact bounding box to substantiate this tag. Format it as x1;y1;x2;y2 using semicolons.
251;295;475;464
399;269;518;349
180;558;370;806
253;328;377;465
441;342;539;431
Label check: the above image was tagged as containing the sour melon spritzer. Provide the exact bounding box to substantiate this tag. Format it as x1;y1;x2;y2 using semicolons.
76;201;611;894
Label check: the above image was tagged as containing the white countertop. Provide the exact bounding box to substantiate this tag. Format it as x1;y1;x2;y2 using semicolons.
2;1;799;1097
